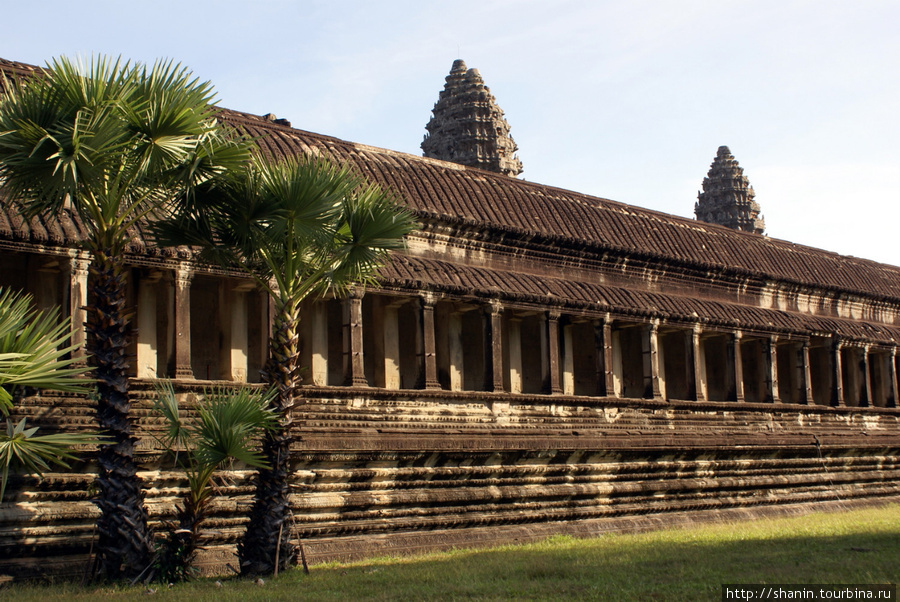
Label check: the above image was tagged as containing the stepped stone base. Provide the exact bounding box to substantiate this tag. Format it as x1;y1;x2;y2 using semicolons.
2;385;899;580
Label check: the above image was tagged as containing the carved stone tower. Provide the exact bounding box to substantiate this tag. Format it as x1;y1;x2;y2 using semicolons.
422;59;523;177
695;146;765;234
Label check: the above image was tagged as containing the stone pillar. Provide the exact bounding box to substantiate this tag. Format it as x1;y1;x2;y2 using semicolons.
595;316;616;397
508;317;523;394
448;311;464;391
546;311;563;394
538;313;550;394
643;322;662;399
692;325;706;401
800;340;813;404
862;344;872;407
382;301;402;390
136;271;162;378
833;338;845;407
173;264;194;379
419;294;441;389
610;325;624;398
259;288;271;375
885;346;900;408
230;284;253;383
481;308;493;392
343;287;367;387
66;252;90;366
489;301;505;392
562;324;575;396
731;331;745;402
886;345;900;408
767;336;780;403
309;301;329;386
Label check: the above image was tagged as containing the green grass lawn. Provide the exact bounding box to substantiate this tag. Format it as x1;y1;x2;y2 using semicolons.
5;504;899;601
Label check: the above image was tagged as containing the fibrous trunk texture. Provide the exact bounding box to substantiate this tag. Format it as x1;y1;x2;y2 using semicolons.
238;302;300;575
86;250;154;580
158;488;207;582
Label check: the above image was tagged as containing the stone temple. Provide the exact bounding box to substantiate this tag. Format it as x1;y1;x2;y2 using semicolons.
422;59;523;177
1;57;899;578
695;145;765;234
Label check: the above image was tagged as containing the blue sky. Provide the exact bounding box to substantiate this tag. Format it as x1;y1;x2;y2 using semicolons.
4;0;899;264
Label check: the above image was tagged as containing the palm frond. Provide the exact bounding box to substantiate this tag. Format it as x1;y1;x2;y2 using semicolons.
1;417;106;501
193;387;277;469
0;287;93;415
152;382;190;453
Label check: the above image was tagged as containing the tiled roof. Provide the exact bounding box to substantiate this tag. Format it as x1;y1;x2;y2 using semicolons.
224;109;900;302
381;254;900;343
3;58;900;308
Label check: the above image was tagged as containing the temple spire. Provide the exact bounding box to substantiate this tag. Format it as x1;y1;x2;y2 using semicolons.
695;146;765;234
422;59;523;177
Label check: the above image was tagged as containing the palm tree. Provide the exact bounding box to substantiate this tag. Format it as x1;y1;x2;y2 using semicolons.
152;384;277;582
0;56;249;580
0;287;97;501
157;152;415;575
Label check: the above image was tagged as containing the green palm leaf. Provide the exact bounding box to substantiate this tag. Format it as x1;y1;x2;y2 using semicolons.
0;287;92;414
0;418;105;501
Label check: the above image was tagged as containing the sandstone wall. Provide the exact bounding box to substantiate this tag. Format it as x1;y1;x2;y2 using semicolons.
2;384;898;579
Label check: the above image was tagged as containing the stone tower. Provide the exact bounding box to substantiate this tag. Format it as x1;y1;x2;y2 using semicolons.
695;146;765;234
422;59;523;177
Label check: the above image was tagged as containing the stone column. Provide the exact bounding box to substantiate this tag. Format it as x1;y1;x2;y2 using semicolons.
891;347;899;409
343;287;367;387
508;317;523;394
538;313;550;394
595;316;616;397
562;324;575;396
546;311;563;395
308;301;329;385
230;284;254;383
489;301;505;392
611;325;624;398
382;300;403;390
731;331;745;402
66;252;90;366
692;325;706;401
481;308;493;392
800;340;813;404
136;270;162;378
643;321;662;399
259;288;272;376
447;311;464;391
419;294;441;390
767;336;780;403
173;264;194;379
833;338;845;407
862;344;872;407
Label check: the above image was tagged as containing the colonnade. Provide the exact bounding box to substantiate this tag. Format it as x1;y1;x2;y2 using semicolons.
1;250;897;406
299;291;900;407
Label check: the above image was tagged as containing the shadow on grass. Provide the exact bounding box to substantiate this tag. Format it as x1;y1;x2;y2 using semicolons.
4;506;899;601
296;531;899;601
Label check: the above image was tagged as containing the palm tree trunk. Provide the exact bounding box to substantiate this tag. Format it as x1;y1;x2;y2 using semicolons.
238;299;300;575
159;474;211;582
85;249;154;580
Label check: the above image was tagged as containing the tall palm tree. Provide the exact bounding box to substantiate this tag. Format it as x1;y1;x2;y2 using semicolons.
0;56;249;580
157;152;415;575
0;287;97;501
